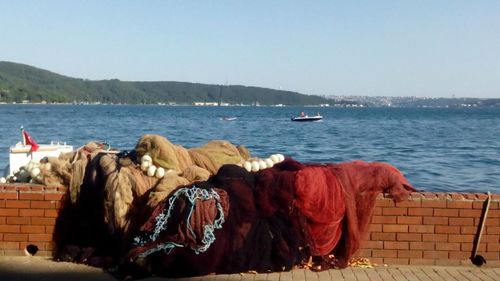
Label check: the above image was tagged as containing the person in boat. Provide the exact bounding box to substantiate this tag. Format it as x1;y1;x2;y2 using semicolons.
300;112;305;117
316;112;320;116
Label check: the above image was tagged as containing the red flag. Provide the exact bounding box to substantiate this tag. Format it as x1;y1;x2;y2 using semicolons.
22;129;39;152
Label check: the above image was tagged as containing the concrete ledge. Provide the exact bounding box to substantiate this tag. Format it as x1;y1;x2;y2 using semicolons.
1;184;499;266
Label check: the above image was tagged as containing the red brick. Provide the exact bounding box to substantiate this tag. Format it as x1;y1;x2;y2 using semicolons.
484;252;500;260
384;241;409;250
372;207;382;215
6;217;30;225
395;200;421;208
421;200;446;208
461;226;478;234
361;241;383;249
0;225;20;233
487;243;500;251
0;201;4;208
448;234;474;243
44;193;64;201
489;209;500;218
423;251;448;259
435;225;460;234
382;207;408;216
43;186;57;191
371;232;396;241
397;233;421;242
422;234;447;242
435;242;461;251
19;209;44;217
486;226;500;234
449;217;474;226
44;209;58;217
31;217;55;226
473;201;485;209
3;233;28;242
409;225;434;233
29;186;44;192
2;186;18;191
369;224;382;232
461;243;485;252
397;250;423;258
30;201;56;209
410;242;435;250
5;200;30;208
436;259;462;266
423;217;448;225
459;209;482;218
383;224;408;233
15;185;31;191
447;201;473;209
448;251;470;260
371;215;396;224
409;259;435;265
0;208;19;216
480;234;499;243
480;217;500;226
0;241;20;250
19;193;44;200
434;208;459;217
45;225;54;234
0;192;18;199
372;250;398;258
397;216;422;225
408;208;433;216
383;258;409;265
28;233;52;242
20;225;46;234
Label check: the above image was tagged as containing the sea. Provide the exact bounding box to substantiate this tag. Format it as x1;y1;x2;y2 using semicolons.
1;104;499;193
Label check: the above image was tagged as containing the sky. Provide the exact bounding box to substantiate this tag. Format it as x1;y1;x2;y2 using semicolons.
1;0;499;98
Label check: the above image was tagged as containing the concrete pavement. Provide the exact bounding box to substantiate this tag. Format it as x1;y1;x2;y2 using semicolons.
0;256;499;281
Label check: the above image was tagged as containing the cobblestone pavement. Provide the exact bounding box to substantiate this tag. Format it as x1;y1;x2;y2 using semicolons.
1;256;499;281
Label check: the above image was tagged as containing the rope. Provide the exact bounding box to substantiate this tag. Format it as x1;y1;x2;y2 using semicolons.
133;185;226;257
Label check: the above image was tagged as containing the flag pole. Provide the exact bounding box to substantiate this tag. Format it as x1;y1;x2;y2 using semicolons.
20;126;26;145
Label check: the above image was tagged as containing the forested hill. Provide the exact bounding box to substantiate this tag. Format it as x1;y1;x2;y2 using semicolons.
0;61;329;105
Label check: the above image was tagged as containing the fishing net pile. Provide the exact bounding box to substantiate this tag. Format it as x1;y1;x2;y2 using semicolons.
50;135;415;278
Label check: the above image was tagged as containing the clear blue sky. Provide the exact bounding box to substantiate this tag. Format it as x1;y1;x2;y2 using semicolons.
1;0;499;98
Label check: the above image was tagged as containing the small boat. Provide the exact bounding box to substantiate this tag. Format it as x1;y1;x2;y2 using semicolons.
291;113;323;122
8;141;74;176
4;127;73;177
220;117;237;121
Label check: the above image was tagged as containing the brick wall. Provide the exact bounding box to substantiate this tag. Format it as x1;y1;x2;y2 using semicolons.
1;184;499;266
357;192;500;266
0;184;66;256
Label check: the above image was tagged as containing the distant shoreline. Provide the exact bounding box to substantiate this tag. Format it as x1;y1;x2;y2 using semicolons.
0;101;498;108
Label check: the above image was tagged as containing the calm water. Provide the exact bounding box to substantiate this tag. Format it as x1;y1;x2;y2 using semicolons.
1;104;499;193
